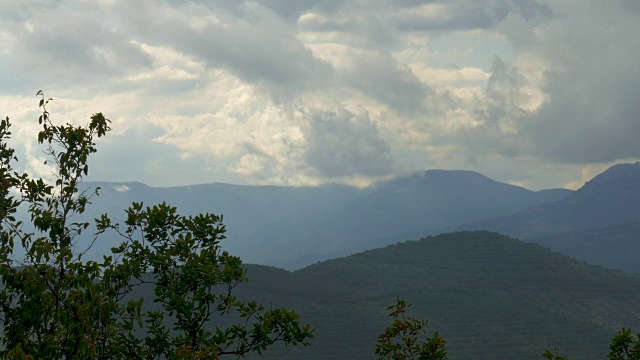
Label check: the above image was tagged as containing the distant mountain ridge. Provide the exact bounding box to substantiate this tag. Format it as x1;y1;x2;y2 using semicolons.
79;169;572;269
244;169;572;268
79;180;358;258
456;162;640;272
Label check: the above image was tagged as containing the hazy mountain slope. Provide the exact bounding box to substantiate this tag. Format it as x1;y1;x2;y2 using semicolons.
218;231;640;360
465;162;640;236
78;181;356;257
456;163;640;272
530;222;640;273
73;170;570;269
240;170;572;268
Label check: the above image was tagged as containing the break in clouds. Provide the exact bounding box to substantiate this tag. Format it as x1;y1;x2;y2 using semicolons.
0;0;639;190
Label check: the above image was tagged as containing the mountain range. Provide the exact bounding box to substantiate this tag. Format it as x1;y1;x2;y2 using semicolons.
80;169;572;269
78;162;640;273
456;162;640;272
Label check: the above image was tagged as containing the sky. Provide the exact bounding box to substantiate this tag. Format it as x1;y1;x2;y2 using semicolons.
1;0;639;191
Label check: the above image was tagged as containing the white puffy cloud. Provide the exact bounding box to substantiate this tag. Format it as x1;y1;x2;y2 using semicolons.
303;109;394;178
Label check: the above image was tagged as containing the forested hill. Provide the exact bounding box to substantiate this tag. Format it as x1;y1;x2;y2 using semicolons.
221;231;640;360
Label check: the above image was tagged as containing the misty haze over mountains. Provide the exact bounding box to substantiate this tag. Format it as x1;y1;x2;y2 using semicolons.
455;162;640;273
77;162;640;273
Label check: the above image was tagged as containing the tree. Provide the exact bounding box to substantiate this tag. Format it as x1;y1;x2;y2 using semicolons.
0;92;313;359
608;328;640;360
374;298;447;360
542;328;640;360
542;348;568;360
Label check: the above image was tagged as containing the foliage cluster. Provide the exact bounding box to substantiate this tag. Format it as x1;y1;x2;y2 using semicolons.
0;93;313;359
608;328;640;360
374;298;446;360
376;299;640;360
543;328;640;360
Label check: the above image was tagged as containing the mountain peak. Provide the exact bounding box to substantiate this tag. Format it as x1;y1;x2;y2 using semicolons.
383;169;503;189
421;169;493;182
423;169;486;176
577;162;640;195
466;162;640;249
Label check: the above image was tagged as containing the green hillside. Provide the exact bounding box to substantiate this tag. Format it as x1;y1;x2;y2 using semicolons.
222;231;640;360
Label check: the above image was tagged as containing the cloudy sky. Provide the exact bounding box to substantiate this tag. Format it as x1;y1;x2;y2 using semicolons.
1;0;638;190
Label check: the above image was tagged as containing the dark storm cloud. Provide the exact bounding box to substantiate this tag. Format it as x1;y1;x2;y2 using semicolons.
298;11;400;50
523;68;640;164
428;0;640;168
0;3;152;90
451;57;531;160
0;1;57;23
298;16;359;33
305;110;394;178
497;0;640;164
340;52;428;114
396;0;552;32
169;0;344;20
397;6;497;32
393;0;439;7
250;0;343;19
111;1;333;99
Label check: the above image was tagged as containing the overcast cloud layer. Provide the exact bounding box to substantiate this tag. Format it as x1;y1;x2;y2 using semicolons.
1;0;638;190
